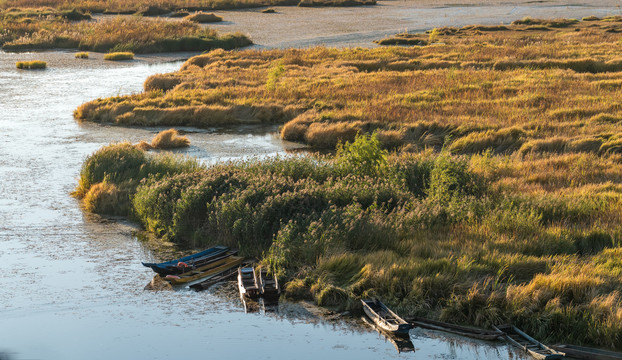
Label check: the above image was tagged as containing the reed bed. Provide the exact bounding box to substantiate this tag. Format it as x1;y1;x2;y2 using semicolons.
0;13;251;53
0;0;374;14
74;51;89;58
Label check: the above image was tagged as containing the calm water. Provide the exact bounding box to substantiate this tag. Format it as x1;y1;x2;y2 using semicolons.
6;0;621;356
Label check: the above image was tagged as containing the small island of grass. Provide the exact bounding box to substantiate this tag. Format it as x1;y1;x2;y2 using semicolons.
16;60;46;69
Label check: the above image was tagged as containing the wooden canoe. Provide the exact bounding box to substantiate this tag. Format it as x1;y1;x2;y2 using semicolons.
361;298;412;336
258;268;280;299
142;245;230;276
494;324;564;360
164;256;244;285
550;344;622;360
407;316;503;341
238;266;260;298
188;266;239;291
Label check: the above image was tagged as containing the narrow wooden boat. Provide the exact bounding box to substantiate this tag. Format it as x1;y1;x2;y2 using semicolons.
142;246;230;276
238;266;260;298
258;268;280;299
361;316;415;353
189;266;239;291
164;256;244;286
494;324;565;360
551;344;622;360
361;298;412;336
407;316;503;341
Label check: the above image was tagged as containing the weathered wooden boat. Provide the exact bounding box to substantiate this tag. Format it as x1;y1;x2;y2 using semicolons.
494;324;565;360
238;266;260;299
142;246;230;276
550;344;622;360
164;256;244;286
361;316;415;353
188;266;239;291
406;316;503;341
361;298;412;336
258;268;280;299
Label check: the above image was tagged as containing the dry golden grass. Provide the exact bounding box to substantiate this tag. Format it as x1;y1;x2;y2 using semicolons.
184;11;222;23
0;14;251;53
150;128;190;149
0;0;374;13
15;60;46;69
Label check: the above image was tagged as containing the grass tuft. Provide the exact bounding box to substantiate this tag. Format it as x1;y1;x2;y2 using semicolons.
15;60;46;69
74;51;89;58
150;129;191;149
184;12;222;23
104;52;134;61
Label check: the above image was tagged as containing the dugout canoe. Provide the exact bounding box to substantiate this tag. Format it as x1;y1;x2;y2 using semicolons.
142;245;230;276
494;324;564;360
407;317;503;341
361;298;412;336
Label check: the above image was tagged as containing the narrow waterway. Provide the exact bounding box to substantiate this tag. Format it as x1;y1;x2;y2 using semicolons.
2;0;621;358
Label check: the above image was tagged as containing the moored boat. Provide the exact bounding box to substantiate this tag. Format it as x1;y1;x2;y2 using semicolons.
238;266;260;298
189;266;239;291
550;344;622;360
361;316;415;353
142;245;231;276
407;317;503;341
258;268;279;299
164;256;244;286
361;298;412;336
494;324;564;360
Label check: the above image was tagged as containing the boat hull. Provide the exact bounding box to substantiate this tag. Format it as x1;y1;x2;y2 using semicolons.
361;299;411;336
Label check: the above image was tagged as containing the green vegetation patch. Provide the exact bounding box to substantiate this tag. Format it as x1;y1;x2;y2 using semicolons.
77;134;622;348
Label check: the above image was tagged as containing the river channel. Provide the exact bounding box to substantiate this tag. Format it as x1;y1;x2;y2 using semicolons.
1;1;620;358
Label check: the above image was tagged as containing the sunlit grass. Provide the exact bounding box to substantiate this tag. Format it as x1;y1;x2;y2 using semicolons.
184;12;222;23
0;14;252;53
104;52;134;61
74;51;88;58
16;60;46;69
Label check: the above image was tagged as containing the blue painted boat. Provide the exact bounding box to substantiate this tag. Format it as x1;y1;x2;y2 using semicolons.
142;246;230;276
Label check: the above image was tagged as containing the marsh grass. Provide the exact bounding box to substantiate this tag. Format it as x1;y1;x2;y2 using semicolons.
75;17;622;156
150;128;190;149
15;60;46;69
0;14;251;53
104;52;134;60
184;12;222;23
74;51;88;58
0;0;375;13
73;17;622;349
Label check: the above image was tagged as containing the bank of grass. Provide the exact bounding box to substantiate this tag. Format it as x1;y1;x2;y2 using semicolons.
16;60;46;69
104;52;134;61
0;13;251;52
0;0;375;14
74;17;622;153
76;132;622;348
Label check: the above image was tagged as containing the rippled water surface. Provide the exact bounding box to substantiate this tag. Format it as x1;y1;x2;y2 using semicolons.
3;1;621;357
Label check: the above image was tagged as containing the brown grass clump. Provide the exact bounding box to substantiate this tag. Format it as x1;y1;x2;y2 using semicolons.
184;12;222;23
82;181;126;215
150;129;190;149
261;8;276;13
